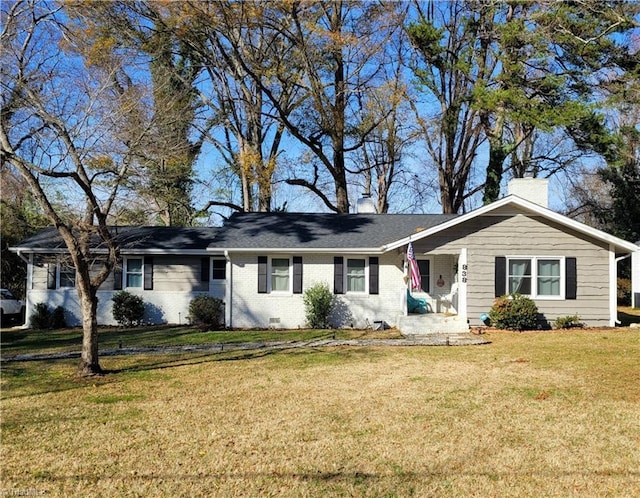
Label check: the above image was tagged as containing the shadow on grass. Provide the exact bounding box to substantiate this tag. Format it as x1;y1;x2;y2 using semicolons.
3;343;374;399
618;307;640;326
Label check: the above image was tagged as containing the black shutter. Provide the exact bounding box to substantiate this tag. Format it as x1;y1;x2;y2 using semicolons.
565;257;577;300
258;256;268;293
369;257;379;295
47;263;57;290
293;256;303;294
113;260;122;290
144;257;154;290
201;257;210;282
495;256;506;297
334;256;344;294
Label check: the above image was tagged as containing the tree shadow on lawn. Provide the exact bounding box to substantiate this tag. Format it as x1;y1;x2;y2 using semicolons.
105;344;371;375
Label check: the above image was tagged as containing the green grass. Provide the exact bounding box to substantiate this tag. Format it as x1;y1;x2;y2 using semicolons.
1;324;401;357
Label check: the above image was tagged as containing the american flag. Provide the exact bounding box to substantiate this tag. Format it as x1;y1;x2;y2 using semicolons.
407;242;422;291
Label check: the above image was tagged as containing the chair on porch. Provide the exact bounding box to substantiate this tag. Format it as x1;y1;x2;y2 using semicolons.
407;289;429;314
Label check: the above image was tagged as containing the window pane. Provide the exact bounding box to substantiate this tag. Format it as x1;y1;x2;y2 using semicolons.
508;259;531;294
538;259;561;296
347;259;365;292
60;263;76;288
417;260;430;293
271;258;289;291
126;274;142;288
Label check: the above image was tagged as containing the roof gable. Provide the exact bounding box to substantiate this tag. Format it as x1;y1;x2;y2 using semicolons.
384;196;639;253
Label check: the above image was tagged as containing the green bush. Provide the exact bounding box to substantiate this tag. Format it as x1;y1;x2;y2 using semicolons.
189;295;224;330
112;291;145;327
29;303;67;329
30;302;52;329
50;306;67;329
303;282;334;329
489;294;539;331
553;315;583;329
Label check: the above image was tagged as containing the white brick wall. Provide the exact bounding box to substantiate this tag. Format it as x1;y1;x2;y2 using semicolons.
26;288;208;327
228;252;407;329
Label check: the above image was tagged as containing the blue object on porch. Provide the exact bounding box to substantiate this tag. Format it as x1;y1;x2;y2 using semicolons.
407;290;428;314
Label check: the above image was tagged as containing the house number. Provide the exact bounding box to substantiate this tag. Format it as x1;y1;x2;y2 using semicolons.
461;264;468;283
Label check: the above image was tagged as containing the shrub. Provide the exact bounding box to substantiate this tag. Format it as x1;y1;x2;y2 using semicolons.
554;315;583;329
189;295;224;330
29;303;67;329
112;291;145;327
50;306;67;329
30;302;51;329
489;294;539;331
303;282;334;329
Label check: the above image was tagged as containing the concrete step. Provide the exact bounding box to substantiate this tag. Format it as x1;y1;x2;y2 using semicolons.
397;313;469;335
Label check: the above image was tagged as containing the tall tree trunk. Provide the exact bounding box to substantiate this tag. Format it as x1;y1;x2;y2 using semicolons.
77;288;102;376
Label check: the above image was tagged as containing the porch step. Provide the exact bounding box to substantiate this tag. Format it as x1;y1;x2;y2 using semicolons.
397;313;469;335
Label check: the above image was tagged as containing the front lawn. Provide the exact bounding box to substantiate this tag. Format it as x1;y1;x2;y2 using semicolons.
1;325;402;357
1;327;639;496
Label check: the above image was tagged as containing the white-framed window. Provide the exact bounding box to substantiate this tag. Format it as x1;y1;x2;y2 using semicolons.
59;261;76;288
507;256;564;298
270;257;290;292
125;258;143;288
346;258;366;293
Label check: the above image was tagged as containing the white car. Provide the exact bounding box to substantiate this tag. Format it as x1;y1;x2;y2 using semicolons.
0;289;25;325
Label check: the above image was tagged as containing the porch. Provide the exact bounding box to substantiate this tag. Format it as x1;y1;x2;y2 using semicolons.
399;248;468;335
396;312;469;335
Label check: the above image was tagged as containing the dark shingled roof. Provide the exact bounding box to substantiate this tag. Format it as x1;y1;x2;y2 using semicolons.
14;226;218;252
14;213;459;253
207;213;458;250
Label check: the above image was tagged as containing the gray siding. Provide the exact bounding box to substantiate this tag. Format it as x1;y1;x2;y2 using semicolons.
31;255;208;293
414;214;611;326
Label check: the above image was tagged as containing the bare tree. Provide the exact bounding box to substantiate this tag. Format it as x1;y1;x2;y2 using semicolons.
1;0;148;375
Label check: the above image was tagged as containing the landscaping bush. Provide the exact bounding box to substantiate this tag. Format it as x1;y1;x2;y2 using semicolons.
189;295;224;330
112;291;145;327
29;303;67;329
489;294;539;331
50;306;67;329
553;315;583;329
303;282;334;328
30;302;51;329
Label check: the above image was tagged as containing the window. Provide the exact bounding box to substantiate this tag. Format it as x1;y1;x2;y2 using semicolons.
417;260;430;293
346;259;366;292
537;259;561;296
212;259;226;280
271;258;290;292
125;258;143;288
507;257;563;298
59;262;76;288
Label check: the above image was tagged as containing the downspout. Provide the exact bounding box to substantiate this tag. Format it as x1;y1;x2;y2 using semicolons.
614;253;631;325
15;250;30;265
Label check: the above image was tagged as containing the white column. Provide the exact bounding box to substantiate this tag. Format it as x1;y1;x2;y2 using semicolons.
458;248;468;322
610;246;617;327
